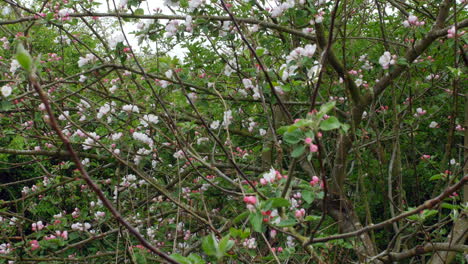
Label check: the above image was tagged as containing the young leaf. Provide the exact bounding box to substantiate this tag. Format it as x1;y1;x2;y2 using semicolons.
16;43;33;73
170;254;192;264
265;197;290;208
218;235;234;258
202;233;218;257
249;211;263;232
283;129;304;144
302;190;314;204
291;145;306;158
187;254;206;264
319;101;336;114
320;116;341;131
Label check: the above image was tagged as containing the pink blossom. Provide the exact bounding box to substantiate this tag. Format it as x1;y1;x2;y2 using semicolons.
447;26;456;38
304;137;313;144
243;196;257;205
56;230;68;240
310;176;320;186
32;221;44;231
421;154;431;160
295;208;306;219
309;144;318;152
415;108;427;116
270;229;277;238
455;125;465;131
275;171;283;180
30;240;40;251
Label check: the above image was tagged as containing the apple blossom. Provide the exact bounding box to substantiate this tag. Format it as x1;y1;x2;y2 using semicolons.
1;85;12;97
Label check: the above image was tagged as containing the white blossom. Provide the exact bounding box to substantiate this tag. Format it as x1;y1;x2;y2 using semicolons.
111;132;123;141
379;51;395;69
210;120;220;129
243;238;257;249
1;85;12;97
58;111;69;121
242;79;253;89
188;0;202;11
429;121;438;128
223;110;233;127
122;104;140;113
97;103;112;119
262;168;276;183
57;8;72;17
133;132;153;147
109;85;118;93
77;54;97;68
71;222;91;231
141;114;159;127
10;59;20;73
173;150;184;159
165;21;179;37
108;33;124;49
83;132;100;150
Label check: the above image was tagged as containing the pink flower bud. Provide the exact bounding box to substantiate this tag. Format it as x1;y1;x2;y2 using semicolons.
295;208;305;219
243;196;257;205
309;144;318;152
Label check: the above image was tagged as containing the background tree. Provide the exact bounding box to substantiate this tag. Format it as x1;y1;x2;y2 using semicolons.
0;0;466;263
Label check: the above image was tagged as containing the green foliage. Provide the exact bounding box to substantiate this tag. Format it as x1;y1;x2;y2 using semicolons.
202;233;234;260
0;0;465;263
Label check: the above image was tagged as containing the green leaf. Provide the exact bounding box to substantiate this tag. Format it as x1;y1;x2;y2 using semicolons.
422;209;438;219
316;191;324;199
397;58;409;66
0;100;13;111
265;198;290;209
429;174;444;181
233;211;249;224
320;116;341;131
407;214;420;221
291;145;306;158
134;8;144;15
134;251;147;264
319;101;336;115
218;235;234;258
441;203;460;210
302;190;314;204
202;233;218;257
341;123;350;132
249;211;263;232
16;43;33;73
304;215;321;222
447;66;462;77
187;254;206;264
229;227;241;238
277;219;297;227
283;129;304;144
240;228;251;239
170;254;192;264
